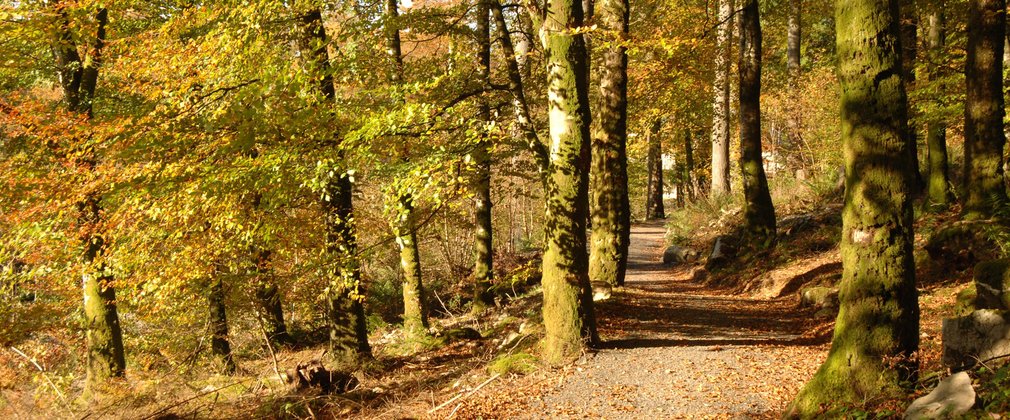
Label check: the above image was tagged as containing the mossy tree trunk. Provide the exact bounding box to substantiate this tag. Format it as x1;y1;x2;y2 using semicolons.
588;0;631;293
541;0;599;365
787;0;919;415
53;5;126;391
646;120;665;220
393;195;430;336
207;271;236;374
738;0;776;247
710;0;733;196
925;5;952;210
472;0;495;312
963;0;1008;219
296;8;372;365
251;248;290;345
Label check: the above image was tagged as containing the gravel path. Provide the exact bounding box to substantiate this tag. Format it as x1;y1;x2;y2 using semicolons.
528;222;830;419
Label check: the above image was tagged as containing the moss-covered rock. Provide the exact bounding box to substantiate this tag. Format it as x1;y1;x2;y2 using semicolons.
956;284;977;315
799;286;839;309
974;259;1010;310
925;222;1008;271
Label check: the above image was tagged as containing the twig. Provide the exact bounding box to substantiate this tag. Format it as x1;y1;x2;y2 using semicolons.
432;290;457;320
254;313;285;385
428;373;501;414
9;346;67;405
448;402;464;419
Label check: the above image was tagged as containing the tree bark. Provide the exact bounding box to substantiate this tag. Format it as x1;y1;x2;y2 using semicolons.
925;6;952;209
738;0;776;247
787;0;802;76
646;120;665;220
53;5;126;391
589;0;631;294
684;130;696;201
901;0;925;193
207;272;236;374
472;0;495;312
251;248;290;345
963;0;1008;219
296;8;372;365
710;0;734;196
787;0;918;414
541;0;599;365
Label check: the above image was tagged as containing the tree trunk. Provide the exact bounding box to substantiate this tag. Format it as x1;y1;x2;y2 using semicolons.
684;130;696;201
925;6;952;210
251;248;290;345
296;8;372;365
588;0;631;294
541;0;599;365
901;0;925;193
710;0;733;196
963;0;1008;219
738;0;776;247
646;120;665;220
787;0;918;414
53;5;126;391
207;273;236;374
393;196;430;336
472;0;495;312
787;0;802;76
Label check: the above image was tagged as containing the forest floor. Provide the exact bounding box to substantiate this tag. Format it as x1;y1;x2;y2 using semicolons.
447;222;836;419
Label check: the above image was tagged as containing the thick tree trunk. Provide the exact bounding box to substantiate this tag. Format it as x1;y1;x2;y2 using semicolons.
925;7;952;209
963;0;1008;219
589;0;631;294
541;0;599;365
710;0;733;195
646;121;665;220
472;0;495;312
738;0;776;247
787;0;802;76
297;9;372;365
787;0;919;414
901;0;925;193
207;273;236;374
53;6;126;391
393;196;430;336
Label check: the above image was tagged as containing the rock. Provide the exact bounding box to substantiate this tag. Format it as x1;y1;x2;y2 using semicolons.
942;309;1010;369
440;327;483;341
956;284;977;316
705;235;737;270
592;285;612;301
285;361;357;394
799;286;838;309
974;259;1010;310
925;222;1006;272
663;245;699;265
779;214;814;237
903;371;975;420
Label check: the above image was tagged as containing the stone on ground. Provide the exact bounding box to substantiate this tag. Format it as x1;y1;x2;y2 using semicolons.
663;245;699;265
942;309;1010;369
903;371;975;420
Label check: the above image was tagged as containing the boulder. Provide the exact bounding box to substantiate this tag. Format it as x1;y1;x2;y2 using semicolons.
285;361;357;394
974;259;1010;310
663;245;700;265
925;222;1006;272
705;235;737;270
942;309;1010;369
799;286;838;309
903;371;975;420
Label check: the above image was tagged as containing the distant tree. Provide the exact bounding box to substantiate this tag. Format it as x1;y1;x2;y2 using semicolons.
206;268;236;374
541;0;599;365
51;5;127;392
925;4;952;209
901;0;925;193
646;120;665;220
963;0;1008;219
737;0;775;247
710;0;733;196
589;0;631;294
787;0;802;78
787;0;919;414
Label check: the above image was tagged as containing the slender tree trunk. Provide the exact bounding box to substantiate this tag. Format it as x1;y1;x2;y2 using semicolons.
296;9;372;365
738;0;776;247
787;0;918;414
963;0;1008;219
207;272;236;374
901;0;925;193
684;130;696;201
646;120;665;220
541;0;599;365
52;6;126;391
925;6;952;209
251;248;290;345
589;0;630;294
472;0;495;312
787;0;802;76
710;0;733;195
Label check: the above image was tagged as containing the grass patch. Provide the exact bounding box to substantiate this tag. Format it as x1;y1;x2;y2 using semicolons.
487;352;538;376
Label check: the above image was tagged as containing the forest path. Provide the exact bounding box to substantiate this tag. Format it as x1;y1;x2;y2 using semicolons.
527;221;829;419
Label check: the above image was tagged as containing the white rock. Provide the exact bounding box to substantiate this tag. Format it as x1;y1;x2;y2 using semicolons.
904;372;975;420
